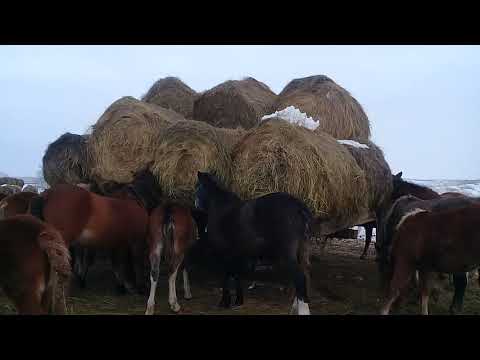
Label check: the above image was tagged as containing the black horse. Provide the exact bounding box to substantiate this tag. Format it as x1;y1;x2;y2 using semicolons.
194;171;313;315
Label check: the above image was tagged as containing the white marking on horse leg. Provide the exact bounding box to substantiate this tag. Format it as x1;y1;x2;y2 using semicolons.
290;297;299;315
380;290;400;315
395;208;428;231
297;299;310;315
421;293;429;315
415;271;420;287
248;282;257;290
169;264;181;313
145;275;158;315
183;268;192;300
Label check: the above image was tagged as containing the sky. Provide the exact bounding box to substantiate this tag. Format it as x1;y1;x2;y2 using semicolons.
0;45;479;179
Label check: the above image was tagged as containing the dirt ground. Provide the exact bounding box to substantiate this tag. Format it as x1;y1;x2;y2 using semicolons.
2;237;480;315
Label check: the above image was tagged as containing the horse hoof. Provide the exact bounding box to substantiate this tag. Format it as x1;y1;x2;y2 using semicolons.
184;294;193;300
170;304;181;313
145;306;155;315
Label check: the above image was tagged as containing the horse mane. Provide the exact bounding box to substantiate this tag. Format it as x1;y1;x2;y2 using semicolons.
205;174;241;205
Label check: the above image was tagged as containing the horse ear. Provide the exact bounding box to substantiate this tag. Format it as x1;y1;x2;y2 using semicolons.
394;171;403;179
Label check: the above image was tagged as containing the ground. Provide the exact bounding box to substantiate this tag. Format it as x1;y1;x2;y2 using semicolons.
2;238;480;315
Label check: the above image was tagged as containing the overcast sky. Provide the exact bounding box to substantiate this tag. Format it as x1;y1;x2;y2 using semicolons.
1;45;479;179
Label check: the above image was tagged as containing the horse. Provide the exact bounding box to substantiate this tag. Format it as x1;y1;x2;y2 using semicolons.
145;204;197;314
379;197;480;315
29;169;161;295
359;221;376;259
194;171;313;315
0;214;71;314
0;191;38;219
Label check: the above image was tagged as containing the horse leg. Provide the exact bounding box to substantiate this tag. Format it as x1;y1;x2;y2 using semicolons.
380;260;414;315
132;241;147;295
182;267;192;300
418;271;432;315
168;255;183;313
218;271;232;309
285;258;310;315
111;249;136;295
232;273;244;309
450;272;468;315
145;240;163;315
360;225;373;260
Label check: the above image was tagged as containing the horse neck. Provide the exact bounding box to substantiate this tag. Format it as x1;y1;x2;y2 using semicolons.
397;181;440;200
207;185;241;214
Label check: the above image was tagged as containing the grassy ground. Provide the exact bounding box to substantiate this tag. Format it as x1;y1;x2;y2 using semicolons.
2;238;480;315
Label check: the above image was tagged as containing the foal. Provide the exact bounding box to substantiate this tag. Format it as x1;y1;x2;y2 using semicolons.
195;172;313;315
145;204;197;314
0;215;71;314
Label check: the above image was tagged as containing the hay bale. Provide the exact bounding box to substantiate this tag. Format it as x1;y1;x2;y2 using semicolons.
275;75;371;141
193;77;277;129
151;119;233;206
141;77;198;119
339;140;392;212
42;133;92;186
89;96;186;184
215;127;248;153
0;177;24;187
231;118;368;222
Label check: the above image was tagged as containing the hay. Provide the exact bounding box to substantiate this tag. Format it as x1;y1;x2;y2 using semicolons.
42;133;92;186
193;77;277;129
275;75;371;141
141;77;198;119
151;119;233;206
231;118;368;221
89;96;186;184
0;177;24;187
339;140;392;212
214;127;248;153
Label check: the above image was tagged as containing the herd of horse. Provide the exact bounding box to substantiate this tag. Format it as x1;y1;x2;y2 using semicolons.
0;169;479;315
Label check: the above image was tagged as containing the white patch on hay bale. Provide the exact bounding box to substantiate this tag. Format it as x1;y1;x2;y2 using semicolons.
262;106;318;130
337;139;370;149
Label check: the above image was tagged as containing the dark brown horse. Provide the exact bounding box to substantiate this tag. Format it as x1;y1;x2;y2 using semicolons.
380;198;480;315
29;170;160;294
145;204;197;314
0;214;71;314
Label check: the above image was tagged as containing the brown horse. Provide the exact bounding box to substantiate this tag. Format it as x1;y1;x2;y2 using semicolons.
0;191;38;219
380;198;480;315
0;214;71;314
145;204;197;314
28;171;159;294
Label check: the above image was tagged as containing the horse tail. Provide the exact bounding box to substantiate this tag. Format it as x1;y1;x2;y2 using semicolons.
162;205;174;267
37;227;71;313
29;194;45;221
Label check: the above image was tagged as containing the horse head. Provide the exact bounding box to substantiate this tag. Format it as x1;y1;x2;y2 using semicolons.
129;167;162;212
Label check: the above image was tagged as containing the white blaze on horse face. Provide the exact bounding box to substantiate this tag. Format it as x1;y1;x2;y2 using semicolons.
395;208;428;231
297;299;310;315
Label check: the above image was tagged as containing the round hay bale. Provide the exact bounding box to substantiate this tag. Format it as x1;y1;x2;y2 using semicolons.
231;118;368;222
89;96;186;184
215;127;248;153
22;184;39;193
339;140;392;212
275;75;371;141
193;77;277;129
0;177;24;187
151;119;233;206
42;133;92;186
141;77;198;119
0;184;22;197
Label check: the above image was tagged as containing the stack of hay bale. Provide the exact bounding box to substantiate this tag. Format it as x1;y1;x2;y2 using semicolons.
40;74;392;238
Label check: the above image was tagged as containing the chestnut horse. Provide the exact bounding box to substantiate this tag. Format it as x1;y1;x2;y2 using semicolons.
145;204;198;314
0;191;38;219
0;214;71;314
29;170;161;294
379;197;480;315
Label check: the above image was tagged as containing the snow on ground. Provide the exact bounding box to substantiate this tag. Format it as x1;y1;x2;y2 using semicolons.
261;106;318;130
337;139;370;149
